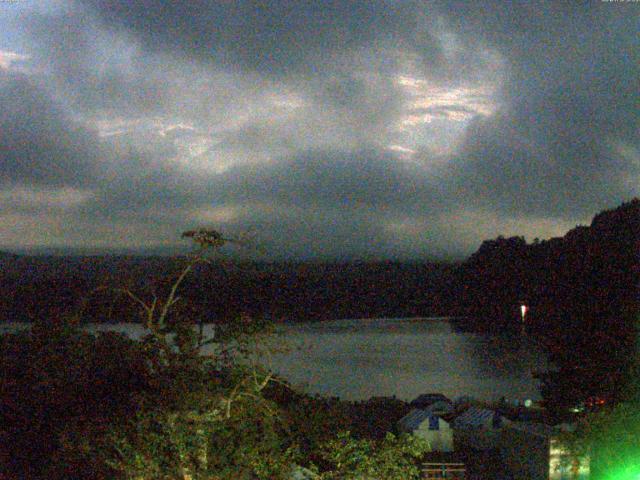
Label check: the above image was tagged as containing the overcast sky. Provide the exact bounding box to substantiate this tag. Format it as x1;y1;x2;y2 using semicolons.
0;1;638;259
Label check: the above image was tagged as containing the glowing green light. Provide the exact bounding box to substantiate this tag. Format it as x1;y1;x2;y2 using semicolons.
600;464;640;480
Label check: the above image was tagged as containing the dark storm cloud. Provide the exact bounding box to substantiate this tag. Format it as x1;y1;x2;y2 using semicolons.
22;1;433;132
315;73;405;128
57;139;456;257
434;0;640;218
215;148;441;213
220;200;395;260
0;72;100;188
77;145;442;224
26;9;166;115
83;0;443;77
2;1;637;255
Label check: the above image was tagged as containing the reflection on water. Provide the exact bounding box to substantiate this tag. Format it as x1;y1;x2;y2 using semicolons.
1;318;548;402
267;318;548;402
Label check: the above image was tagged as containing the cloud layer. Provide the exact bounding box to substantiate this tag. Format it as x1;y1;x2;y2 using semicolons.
0;1;637;258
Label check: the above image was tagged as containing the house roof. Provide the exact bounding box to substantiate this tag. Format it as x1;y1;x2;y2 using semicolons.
410;393;451;408
291;465;319;479
452;406;505;429
398;408;446;432
423;400;454;414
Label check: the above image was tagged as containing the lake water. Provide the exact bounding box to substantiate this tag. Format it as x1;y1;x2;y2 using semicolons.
1;317;548;403
267;317;548;402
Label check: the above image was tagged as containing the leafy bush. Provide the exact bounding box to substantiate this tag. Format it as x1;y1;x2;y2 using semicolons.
1;230;431;479
316;431;429;480
0;319;151;479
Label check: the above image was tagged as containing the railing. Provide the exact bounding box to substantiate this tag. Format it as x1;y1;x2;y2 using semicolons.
422;462;466;479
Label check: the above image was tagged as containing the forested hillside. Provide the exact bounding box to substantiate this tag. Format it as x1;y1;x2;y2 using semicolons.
450;198;639;410
0;257;455;323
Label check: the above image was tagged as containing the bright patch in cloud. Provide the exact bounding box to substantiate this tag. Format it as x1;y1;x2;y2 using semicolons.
87;117;193;139
267;91;307;110
387;144;416;155
190;205;241;224
396;76;496;126
0;50;30;71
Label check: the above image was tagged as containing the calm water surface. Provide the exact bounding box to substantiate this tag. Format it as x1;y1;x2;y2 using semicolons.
266;318;548;402
1;318;547;402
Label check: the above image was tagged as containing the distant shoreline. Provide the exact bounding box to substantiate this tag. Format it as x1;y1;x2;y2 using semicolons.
0;315;468;328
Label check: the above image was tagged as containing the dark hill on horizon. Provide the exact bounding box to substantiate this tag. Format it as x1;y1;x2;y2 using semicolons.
1;198;637;328
0;256;456;323
448;197;639;411
450;197;639;331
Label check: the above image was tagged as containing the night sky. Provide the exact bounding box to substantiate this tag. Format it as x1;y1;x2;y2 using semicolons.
0;1;638;259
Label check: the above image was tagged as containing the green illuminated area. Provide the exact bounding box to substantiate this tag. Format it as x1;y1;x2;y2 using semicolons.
579;399;640;480
599;464;640;480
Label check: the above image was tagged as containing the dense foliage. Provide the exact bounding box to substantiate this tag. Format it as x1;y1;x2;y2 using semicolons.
0;257;453;324
0;316;153;476
0;233;428;479
565;400;640;480
315;431;428;480
556;313;640;480
2;197;637;477
451;198;640;414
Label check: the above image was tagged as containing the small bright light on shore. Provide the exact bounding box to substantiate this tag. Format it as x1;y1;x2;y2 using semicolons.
520;304;528;320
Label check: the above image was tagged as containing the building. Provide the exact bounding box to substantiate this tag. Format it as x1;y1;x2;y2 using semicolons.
423;399;454;416
410;393;451;410
451;406;510;451
290;465;319;479
499;422;590;480
445;403;589;479
397;408;454;452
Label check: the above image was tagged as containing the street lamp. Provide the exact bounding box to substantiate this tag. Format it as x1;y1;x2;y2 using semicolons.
520;304;528;323
520;303;528;335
